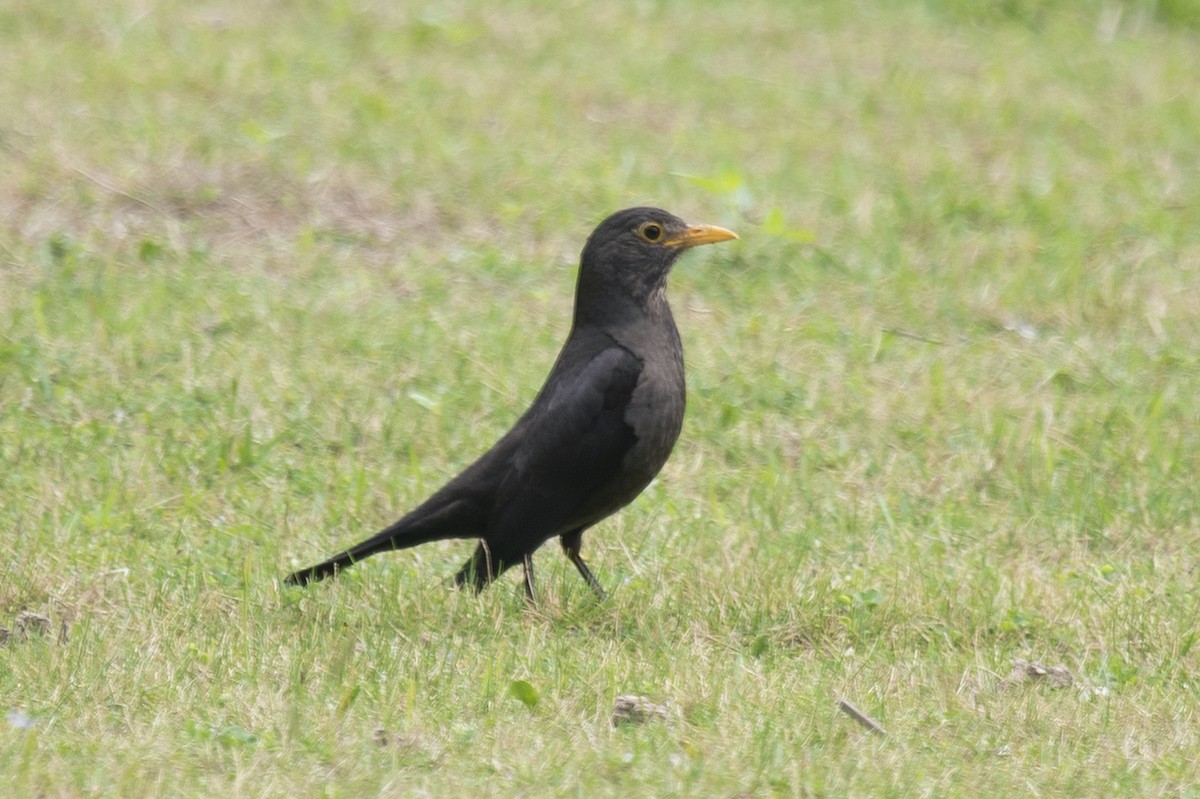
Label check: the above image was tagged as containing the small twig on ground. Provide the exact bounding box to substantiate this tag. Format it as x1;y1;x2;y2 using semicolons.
68;164;162;211
882;327;945;346
837;697;887;736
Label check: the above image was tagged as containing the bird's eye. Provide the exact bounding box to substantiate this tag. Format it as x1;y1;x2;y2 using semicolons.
638;222;663;242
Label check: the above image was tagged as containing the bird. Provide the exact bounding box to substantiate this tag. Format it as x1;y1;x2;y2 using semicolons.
284;207;737;601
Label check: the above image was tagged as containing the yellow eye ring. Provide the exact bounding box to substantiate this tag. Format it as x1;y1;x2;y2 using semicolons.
637;222;664;242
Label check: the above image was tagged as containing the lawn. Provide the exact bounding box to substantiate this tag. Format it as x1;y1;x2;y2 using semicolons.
2;1;1200;796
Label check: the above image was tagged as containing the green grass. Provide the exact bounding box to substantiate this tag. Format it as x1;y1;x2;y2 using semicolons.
3;0;1200;795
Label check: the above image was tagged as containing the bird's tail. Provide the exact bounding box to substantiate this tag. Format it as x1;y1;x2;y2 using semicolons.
284;496;476;586
283;540;382;585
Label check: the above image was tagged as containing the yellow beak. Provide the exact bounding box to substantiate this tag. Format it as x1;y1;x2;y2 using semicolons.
665;223;739;249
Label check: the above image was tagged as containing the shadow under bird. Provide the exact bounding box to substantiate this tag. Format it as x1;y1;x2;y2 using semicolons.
284;207;737;601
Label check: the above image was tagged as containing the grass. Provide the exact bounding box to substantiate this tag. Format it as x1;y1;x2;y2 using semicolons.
3;0;1200;795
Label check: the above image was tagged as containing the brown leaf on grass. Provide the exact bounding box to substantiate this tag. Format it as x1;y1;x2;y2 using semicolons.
371;728;435;751
611;695;671;727
1;611;62;646
15;610;50;635
371;729;443;765
1003;659;1074;690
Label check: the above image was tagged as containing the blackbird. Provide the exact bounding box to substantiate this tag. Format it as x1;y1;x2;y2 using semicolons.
284;207;737;600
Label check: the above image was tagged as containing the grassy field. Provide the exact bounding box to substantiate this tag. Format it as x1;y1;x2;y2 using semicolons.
3;0;1200;795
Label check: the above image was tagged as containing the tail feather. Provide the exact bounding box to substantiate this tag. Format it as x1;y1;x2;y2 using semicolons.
284;544;374;585
284;496;479;585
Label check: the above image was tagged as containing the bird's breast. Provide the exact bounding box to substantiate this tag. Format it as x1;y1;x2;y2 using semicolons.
619;330;686;480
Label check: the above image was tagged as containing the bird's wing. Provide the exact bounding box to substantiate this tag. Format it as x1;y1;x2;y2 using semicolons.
483;343;644;555
519;344;642;470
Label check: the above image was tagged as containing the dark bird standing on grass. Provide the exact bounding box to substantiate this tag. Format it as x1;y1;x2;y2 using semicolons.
284;208;737;600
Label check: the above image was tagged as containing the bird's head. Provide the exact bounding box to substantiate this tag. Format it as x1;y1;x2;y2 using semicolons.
577;207;737;316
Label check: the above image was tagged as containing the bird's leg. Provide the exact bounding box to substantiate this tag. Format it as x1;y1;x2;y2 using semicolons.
560;529;607;600
522;554;537;605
